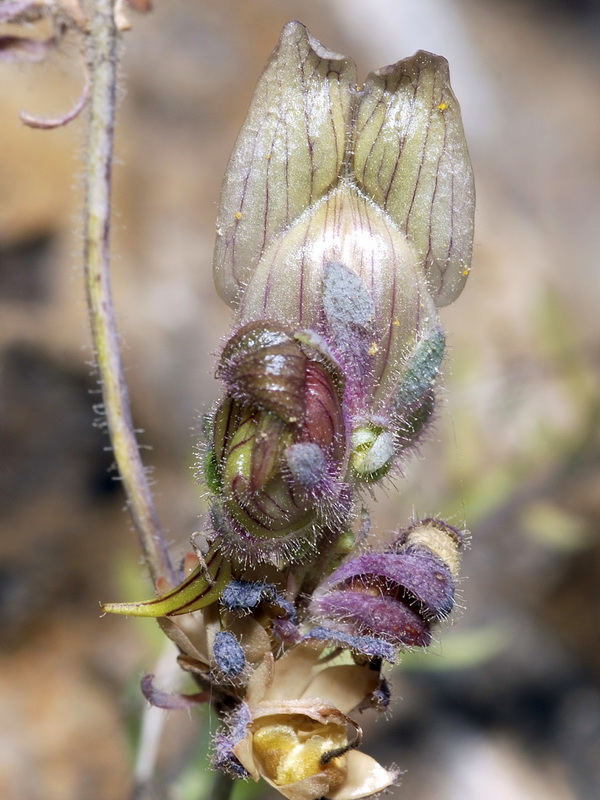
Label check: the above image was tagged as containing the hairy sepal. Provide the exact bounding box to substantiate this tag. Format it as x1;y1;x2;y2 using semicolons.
101;551;231;618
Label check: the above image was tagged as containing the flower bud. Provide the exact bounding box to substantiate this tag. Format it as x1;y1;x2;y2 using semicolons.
238;185;440;416
216;323;345;456
353;51;475;306
214;22;474;313
213;22;356;310
311;519;465;649
350;423;395;483
206;322;348;565
212;21;473;433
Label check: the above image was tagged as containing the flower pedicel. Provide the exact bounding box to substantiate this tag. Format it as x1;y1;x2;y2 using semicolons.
103;21;474;800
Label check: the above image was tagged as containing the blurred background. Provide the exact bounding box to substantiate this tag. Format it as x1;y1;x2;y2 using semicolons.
1;1;599;798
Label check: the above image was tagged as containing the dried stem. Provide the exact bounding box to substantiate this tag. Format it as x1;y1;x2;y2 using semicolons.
83;0;175;587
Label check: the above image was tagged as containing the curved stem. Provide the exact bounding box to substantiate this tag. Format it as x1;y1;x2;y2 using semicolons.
83;0;175;587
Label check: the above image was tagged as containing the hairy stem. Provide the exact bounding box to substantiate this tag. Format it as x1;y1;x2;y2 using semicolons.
210;770;235;800
83;0;175;587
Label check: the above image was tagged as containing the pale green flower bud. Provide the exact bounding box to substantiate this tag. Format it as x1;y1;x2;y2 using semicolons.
213;22;356;309
353;51;475;306
350;423;395;483
213;20;474;314
212;21;474;427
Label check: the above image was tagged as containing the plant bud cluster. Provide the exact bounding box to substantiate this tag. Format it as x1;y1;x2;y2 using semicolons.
103;22;474;800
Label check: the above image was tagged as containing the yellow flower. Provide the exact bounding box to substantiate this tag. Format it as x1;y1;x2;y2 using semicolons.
233;643;397;800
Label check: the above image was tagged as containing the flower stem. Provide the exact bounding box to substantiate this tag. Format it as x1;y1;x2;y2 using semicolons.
210;771;235;800
133;640;180;794
83;0;175;587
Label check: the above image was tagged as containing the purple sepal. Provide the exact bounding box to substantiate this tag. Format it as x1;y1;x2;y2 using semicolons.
272;617;302;646
213;631;246;677
213;703;252;778
372;677;391;711
315;590;432;648
303;625;397;663
221;579;297;623
320;551;455;621
140;673;209;709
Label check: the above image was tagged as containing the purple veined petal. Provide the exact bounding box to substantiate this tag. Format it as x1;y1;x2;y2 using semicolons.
239;183;439;412
316;589;432;648
218;323;308;426
213;21;356;309
355;51;475;306
319;551;456;620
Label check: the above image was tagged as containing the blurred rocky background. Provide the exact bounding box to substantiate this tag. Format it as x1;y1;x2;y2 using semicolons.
1;1;599;799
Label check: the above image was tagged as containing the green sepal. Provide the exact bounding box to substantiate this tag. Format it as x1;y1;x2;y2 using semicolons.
399;390;435;443
395;328;446;412
204;447;223;495
101;551;231;618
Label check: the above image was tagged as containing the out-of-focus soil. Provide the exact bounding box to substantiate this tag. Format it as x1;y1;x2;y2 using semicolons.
1;1;599;799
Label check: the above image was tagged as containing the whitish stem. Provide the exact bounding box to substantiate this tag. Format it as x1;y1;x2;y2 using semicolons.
133;639;181;793
83;0;175;587
210;771;235;800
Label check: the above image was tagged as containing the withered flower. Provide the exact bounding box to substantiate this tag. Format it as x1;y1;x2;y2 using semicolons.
228;643;398;800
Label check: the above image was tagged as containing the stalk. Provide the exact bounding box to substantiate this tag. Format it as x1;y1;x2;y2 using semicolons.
83;0;175;587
